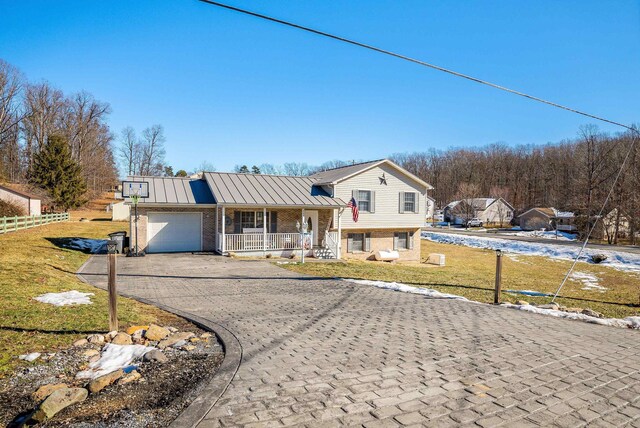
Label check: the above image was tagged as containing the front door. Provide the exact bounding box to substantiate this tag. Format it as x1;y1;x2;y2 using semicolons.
306;210;319;246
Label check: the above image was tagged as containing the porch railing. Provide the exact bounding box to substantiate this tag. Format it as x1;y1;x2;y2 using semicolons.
222;232;312;252
324;231;339;258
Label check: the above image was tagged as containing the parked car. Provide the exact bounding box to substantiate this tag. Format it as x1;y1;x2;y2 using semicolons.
465;218;483;227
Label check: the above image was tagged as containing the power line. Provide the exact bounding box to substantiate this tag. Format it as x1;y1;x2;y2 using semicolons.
197;0;635;132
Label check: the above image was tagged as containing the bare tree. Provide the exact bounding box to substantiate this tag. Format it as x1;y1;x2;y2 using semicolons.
118;126;140;176
0;60;24;155
138;124;166;176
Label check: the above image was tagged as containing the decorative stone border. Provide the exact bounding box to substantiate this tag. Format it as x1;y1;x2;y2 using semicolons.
77;256;242;428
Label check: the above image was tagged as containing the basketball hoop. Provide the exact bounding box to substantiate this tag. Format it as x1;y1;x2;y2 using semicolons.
122;181;149;257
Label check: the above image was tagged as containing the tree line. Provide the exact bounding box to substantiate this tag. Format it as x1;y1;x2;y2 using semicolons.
0;59;117;205
391;125;639;242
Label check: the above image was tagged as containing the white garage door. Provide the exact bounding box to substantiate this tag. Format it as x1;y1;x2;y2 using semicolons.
147;212;202;253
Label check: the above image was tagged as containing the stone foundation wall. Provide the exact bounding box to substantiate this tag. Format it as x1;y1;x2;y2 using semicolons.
340;228;421;261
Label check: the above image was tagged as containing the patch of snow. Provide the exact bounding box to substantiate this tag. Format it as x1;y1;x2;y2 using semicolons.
34;290;94;306
505;289;552;297
65;238;107;254
342;278;468;300
513;230;577;241
422;232;640;274
570;271;607;292
19;352;41;362
502;304;640;329
76;343;155;379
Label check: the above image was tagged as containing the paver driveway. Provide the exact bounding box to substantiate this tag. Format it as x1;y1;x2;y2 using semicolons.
79;254;640;427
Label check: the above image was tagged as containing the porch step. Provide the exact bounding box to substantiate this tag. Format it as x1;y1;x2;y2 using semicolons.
313;246;337;259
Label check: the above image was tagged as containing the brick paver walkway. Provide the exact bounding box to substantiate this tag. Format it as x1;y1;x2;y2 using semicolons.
79;254;640;427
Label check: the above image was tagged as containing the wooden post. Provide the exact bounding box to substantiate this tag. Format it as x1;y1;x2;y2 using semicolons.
494;249;503;304
107;241;118;332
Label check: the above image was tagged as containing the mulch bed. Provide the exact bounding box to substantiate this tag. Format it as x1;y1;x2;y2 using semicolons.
1;322;224;427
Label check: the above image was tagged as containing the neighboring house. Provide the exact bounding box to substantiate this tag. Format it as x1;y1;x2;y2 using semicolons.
425;195;436;221
598;208;632;241
0;183;42;216
444;198;514;226
125;159;432;261
519;207;576;231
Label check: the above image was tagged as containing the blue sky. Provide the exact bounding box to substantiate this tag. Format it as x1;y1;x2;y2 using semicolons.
1;1;639;173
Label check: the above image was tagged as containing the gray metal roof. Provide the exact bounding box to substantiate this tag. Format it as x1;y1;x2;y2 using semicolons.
311;159;433;189
126;176;215;204
203;172;346;207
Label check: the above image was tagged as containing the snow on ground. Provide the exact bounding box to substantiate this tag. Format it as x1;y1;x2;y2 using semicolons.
502;303;640;329
422;231;640;274
512;230;577;241
34;290;94;306
342;278;468;300
76;343;155;379
345;277;640;330
570;271;608;292
64;238;107;254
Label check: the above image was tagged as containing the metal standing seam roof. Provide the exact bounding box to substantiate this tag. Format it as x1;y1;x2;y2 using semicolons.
125;176;215;204
203;172;346;207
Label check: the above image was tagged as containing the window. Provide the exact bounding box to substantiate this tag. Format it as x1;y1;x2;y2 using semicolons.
394;232;412;250
240;211;270;229
358;190;371;212
347;232;370;252
404;192;416;213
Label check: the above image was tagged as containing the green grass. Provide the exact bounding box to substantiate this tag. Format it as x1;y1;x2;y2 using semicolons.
0;212;184;377
280;240;640;319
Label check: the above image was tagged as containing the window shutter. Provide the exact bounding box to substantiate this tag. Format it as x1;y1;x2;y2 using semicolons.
233;211;241;233
270;211;277;233
393;232;398;250
347;234;353;253
414;193;419;213
352;189;358;203
399;192;405;213
409;231;414;249
370;191;375;213
364;233;371;251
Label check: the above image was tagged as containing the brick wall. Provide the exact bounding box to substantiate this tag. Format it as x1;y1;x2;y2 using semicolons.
340;228;421;261
132;206;216;253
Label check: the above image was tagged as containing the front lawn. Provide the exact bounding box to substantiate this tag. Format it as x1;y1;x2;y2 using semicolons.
0;212;183;377
279;239;640;319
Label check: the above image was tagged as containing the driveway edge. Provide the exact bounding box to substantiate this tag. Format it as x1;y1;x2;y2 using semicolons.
76;256;242;428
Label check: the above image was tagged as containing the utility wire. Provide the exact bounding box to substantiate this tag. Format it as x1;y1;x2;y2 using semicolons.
197;0;635;132
198;0;640;302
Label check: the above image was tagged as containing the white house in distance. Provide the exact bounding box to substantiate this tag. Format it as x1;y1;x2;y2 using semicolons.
444;198;514;226
124;159;432;261
0;183;41;216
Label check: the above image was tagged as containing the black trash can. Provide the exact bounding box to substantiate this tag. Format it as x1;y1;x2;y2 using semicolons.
107;231;127;254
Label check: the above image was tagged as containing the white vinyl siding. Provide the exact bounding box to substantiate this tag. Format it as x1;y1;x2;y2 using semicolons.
333;164;426;229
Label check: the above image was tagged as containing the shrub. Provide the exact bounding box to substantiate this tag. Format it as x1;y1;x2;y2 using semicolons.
0;199;25;217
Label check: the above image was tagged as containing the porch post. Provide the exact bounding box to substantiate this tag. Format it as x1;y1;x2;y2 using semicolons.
263;207;267;256
301;208;305;263
337;208;343;260
221;206;226;254
215;206;219;252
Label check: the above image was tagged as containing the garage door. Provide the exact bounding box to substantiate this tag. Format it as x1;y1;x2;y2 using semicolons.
147;212;202;253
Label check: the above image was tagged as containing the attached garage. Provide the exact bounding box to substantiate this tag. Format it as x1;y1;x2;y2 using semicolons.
147;212;202;253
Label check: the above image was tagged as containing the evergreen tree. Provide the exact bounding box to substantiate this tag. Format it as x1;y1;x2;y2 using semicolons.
251;165;261;174
30;135;87;211
237;165;249;174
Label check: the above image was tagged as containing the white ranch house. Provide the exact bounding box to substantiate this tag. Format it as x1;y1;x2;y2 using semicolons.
125;159;432;261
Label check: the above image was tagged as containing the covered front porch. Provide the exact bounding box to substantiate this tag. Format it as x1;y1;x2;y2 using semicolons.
214;206;342;258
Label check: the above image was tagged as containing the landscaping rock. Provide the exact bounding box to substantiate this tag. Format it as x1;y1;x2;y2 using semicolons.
564;307;584;313
73;338;88;347
111;332;133;345
104;330;118;342
32;383;68;402
167;326;178;333
88;369;124;394
19;352;41;362
582;308;604;318
537;303;560;310
143;349;168;363
145;324;170;341
118;370;141;385
32;387;88;422
87;334;105;344
126;325;149;335
83;349;100;357
158;332;195;349
132;330;146;344
200;332;212;339
514;300;529;306
189;337;200;343
182;345;196;351
89;355;100;363
591;254;608;264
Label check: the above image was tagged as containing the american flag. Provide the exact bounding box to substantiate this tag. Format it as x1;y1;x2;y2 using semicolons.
348;197;359;222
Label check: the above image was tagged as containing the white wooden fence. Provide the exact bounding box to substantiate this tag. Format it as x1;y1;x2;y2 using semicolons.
0;213;70;234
